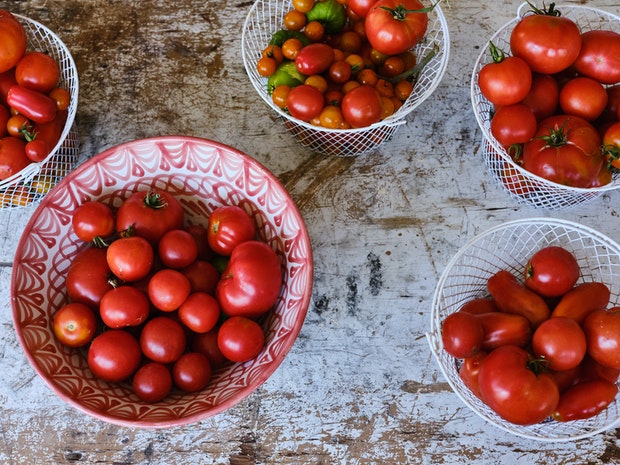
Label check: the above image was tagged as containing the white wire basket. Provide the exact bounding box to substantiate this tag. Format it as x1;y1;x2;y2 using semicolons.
0;14;79;209
242;0;450;156
427;218;620;441
471;4;620;209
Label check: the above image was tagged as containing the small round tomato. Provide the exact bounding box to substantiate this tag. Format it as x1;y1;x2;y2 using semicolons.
99;285;150;328
148;268;191;311
583;308;620;369
52;302;97;348
341;85;383;128
180;259;220;294
132;362;172;403
478;45;532;106
106;235;154;282
15;51;60;93
6;114;29;137
66;246;116;308
178;292;220;333
532;317;586;371
140;316;187;364
172;352;212;392
88;330;142;382
329;60;352;84
217;316;265;363
602;121;620;170
185;224;214;261
207;205;256;256
72;201;115;242
490;103;537;147
441;311;484;358
158;228;198;269
559;77;608;122
524;246;580;298
286;84;325;122
24;137;50;162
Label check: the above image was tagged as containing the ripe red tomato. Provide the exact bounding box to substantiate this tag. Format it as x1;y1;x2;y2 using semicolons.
459;351;487;399
178;292;220;333
106;236;154;282
88;330;142;382
191;328;230;369
0;136;28;181
24;138;50;162
207;205;256;256
217;316;265;363
441;311;484;358
583;308;620;369
99;285;150;328
348;0;376;18
475;312;532;351
573;29;620;85
490;103;537;147
172;352;212;392
478;48;532;107
115;189;185;244
6;85;57;124
551;282;610;323
66;246;115;308
523;114;603;188
532;317;586;371
185;223;214;260
15;51;60;93
559;77;608;122
158;228;198;269
524;246;580;298
295;43;335;75
478;345;560;425
0;11;26;74
341;85;383;128
602;121;620;170
148;268;192;312
579;354;620;384
509;5;581;74
286;84;324;122
458;297;498;314
552;379;618;422
520;73;559;121
132;362;172;403
52;302;97;348
140;316;187;364
180;259;220;294
71;201;115;242
365;0;429;56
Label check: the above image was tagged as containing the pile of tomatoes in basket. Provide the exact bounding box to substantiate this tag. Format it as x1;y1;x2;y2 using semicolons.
441;245;620;426
52;189;283;403
0;10;71;181
256;0;435;129
478;2;620;189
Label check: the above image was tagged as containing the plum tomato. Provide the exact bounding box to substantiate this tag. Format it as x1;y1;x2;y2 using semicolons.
148;268;192;312
524;246;580;298
172;352;212;392
552;379;618;422
106;235;154;282
295;43;335;76
475;312;532;351
532;317;586;371
99;285;150;328
158;228;198;269
15;51;60;94
341;85;383;128
458;297;498;314
66;246;116;308
140;316;187;364
132;362;172;403
178;292;220;333
88;330;142;382
71;200;115;242
207;205;256;256
52;302;97;348
441;311;484;358
550;282;610;324
217;316;265;363
583;308;620;369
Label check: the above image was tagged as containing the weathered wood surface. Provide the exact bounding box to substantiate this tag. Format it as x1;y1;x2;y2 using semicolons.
1;0;620;463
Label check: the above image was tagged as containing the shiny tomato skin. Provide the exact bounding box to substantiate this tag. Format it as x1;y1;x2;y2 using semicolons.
66;246;115;308
520;73;559;121
459;351;487;399
478;345;560;425
559;77;608;122
32;109;67;150
15;51;60;93
295;43;335;75
459;297;498;315
207;205;256;256
0;136;28;181
286;84;324;122
106;236;154;282
185;224;214;261
532;317;586;371
0;11;26;74
88;330;142;383
365;0;428;56
148;268;192;312
441;311;484;358
178;292;220;333
158;228;198;269
24;138;50;162
524;246;580;298
475;312;532;351
52;302;97;348
583;308;620;369
552;379;618;422
140;316;187;364
99;285;150;328
579;354;620;384
191;328;230;369
6;85;57;124
217;316;265;363
180;259;220;295
348;0;375;18
551;282;610;323
573;29;620;85
490;103;537;146
172;352;212;392
341;85;383;128
72;201;115;242
478;56;532;107
132;362;172;403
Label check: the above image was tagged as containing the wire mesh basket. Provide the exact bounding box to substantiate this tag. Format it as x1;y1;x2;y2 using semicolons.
0;14;79;209
471;4;620;209
427;218;620;441
242;0;450;156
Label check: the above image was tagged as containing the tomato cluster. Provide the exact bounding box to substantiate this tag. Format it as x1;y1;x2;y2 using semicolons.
257;0;434;128
0;10;71;181
441;245;620;425
52;190;283;403
478;3;620;190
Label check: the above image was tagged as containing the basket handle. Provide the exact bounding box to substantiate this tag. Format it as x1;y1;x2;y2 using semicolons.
517;1;531;19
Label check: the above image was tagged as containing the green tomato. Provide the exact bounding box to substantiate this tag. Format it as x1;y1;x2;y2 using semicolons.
267;60;305;94
306;0;347;34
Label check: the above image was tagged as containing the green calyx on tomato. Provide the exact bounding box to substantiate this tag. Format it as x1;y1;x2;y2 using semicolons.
267;60;305;95
524;0;562;17
269;29;311;48
378;0;438;20
306;0;347;35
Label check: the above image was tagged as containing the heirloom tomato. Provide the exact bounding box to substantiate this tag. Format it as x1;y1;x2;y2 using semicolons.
478;42;532;106
15;51;60;93
532;317;586;371
132;362;172;403
106;235;154;282
551;282;610;323
71;200;115;242
66;246;115;308
553;379;618;422
207;205;256;256
583;308;620;369
475;312;532;351
140;316;187;364
441;311;484;358
573;29;620;85
524;246;580;298
52;302;97;348
172;352;212;392
0;10;26;73
88;330;142;383
217;316;265;363
99;285;150;328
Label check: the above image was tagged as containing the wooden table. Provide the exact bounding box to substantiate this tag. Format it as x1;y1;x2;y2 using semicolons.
2;0;620;463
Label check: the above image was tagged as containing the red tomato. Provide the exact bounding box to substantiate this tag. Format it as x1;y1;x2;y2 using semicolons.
583;308;620;369
15;51;60;93
140;316;187;364
523;114;603;188
172;352;212;392
602;121;620;170
207;205;256;256
348;0;376;18
295;43;335;75
185;223;214;260
524;246;580;298
0;136;28;180
217;316;265;363
72;201;115;242
365;0;429;56
341;85;383;128
106;236;154;282
99;286;150;328
0;105;8;137
191;328;230;369
478;345;560;425
180;259;220;295
559;77;608;122
509;5;581;74
551;282;610;323
6;85;57;124
148;268;191;312
573;29;620;85
532;317;586;371
32;108;67;149
178;292;220;333
132;362;172;403
579;354;620;384
216;240;282;318
286;84;324;122
24;138;50;162
88;330;142;382
158;228;198;269
520;73;559;121
115;189;185;244
48;87;71;111
490;103;537;146
552;379;618;422
52;302;97;348
0;69;16;105
0;11;26;73
441;311;484;358
478;46;532;107
475;312;532;351
66;246;115;308
459;351;487;399
459;297;498;315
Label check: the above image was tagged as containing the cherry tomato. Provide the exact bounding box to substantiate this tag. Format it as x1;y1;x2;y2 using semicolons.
573;29;620;85
292;0;315;14
0;136;28;181
217;316;265;363
272;84;291;109
559;77;608;122
520;73;559;121
441;311;484;358
532;317;586;371
459;351;487;399
180;259;220;295
72;201;115;242
158;228;198;269
284;9;307;31
66;246;116;308
52;302;97;348
475;312;532;351
48;87;71;111
15;51;60;93
106;235;154;282
191;328;230;369
178;292;220;333
172;352;212;392
551;282;610;323
552;379;618;422
207;205;256;256
329;60;352;84
132;362;172;403
478;43;532;107
524;246;580;298
341;85;383;128
148;268;192;312
304;21;325;43
99;286;150;328
88;330;142;382
0;11;26;74
6;113;29;138
256;56;277;77
583;308;620;369
490;103;537;147
140;316;187;364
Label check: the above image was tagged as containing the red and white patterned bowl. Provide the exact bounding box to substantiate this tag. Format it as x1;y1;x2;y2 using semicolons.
10;136;313;428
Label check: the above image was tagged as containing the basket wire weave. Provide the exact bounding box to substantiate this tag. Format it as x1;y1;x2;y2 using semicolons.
242;0;450;156
427;218;620;441
0;14;79;209
471;4;620;209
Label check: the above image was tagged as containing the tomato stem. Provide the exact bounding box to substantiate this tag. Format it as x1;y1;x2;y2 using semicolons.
488;41;505;64
527;356;550;375
602;144;620;173
526;0;562;17
538;119;570;147
379;0;440;20
143;190;168;210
